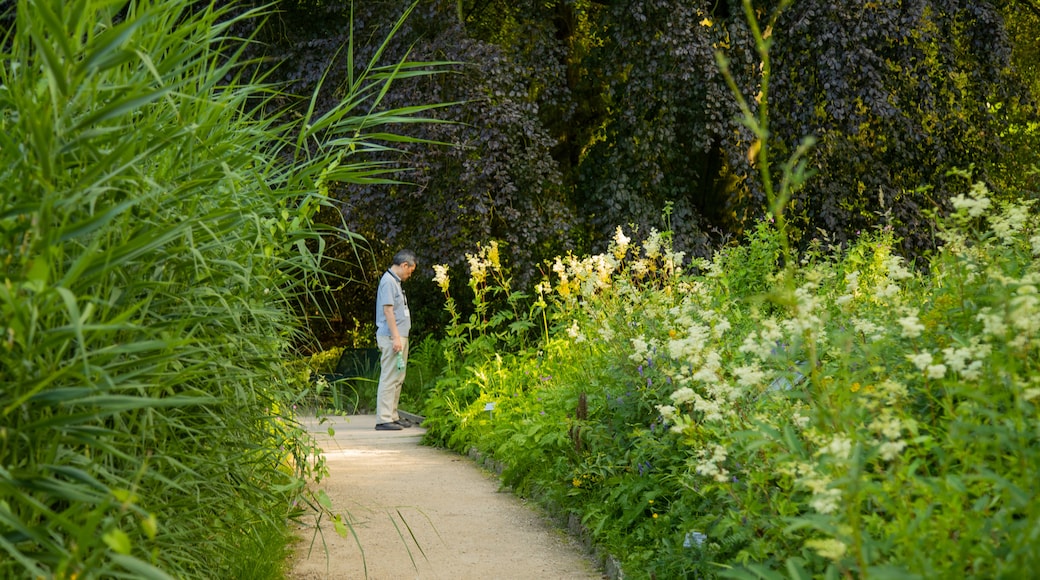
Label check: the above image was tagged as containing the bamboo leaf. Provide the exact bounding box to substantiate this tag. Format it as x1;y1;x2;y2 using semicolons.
71;85;177;132
77;16;147;76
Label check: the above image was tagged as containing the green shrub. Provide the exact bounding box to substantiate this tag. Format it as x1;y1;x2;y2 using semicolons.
421;175;1040;578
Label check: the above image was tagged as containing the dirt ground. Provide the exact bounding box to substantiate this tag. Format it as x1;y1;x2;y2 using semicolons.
287;414;604;580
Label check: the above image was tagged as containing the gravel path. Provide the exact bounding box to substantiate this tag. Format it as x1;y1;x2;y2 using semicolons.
288;414;603;580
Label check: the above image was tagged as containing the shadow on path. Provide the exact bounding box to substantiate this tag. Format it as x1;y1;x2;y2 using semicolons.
288;414;603;580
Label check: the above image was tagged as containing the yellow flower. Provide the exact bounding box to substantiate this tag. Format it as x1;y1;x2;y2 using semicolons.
466;252;487;284
850;382;861;393
486;240;501;270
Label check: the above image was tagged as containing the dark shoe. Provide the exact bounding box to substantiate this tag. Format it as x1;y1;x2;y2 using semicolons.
375;422;403;431
395;418;413;428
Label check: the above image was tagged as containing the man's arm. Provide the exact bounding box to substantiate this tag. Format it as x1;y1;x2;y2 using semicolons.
383;304;402;352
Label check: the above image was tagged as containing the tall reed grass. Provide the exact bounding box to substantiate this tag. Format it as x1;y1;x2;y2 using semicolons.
0;0;449;577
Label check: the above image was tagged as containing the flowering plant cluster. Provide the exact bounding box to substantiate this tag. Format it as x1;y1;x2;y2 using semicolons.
421;177;1039;578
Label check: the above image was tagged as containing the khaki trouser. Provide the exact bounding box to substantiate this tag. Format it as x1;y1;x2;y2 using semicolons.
375;335;408;424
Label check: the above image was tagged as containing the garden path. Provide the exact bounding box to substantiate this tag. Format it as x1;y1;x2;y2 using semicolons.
287;414;603;580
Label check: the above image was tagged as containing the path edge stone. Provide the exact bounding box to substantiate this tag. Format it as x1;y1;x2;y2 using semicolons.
464;446;626;580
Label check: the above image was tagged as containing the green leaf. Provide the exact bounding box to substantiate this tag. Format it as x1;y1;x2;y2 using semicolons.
102;528;132;555
109;554;177;580
332;513;350;538
784;557;811;580
317;489;334;511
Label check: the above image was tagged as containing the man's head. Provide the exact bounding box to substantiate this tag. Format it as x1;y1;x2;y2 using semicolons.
392;249;417;281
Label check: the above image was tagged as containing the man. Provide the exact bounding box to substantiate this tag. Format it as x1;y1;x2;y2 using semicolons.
374;250;417;430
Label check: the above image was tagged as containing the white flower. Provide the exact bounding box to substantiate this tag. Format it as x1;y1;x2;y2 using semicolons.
694;444;729;482
806;538;847;561
805;482;842;514
853;317;884;341
567;320;586;342
667;323;710;361
869;413;904;439
962;360;984;381
885;255;914;281
941;345;971;373
466;252;487;283
693;394;725;422
898;310;925;338
739;332;773;360
816;436;852;461
950;182;991;217
643;228;662;259
878;440;907;461
613;226;631;259
732;365;765;389
712;318;731;337
977;308;1008;337
907;352;933;371
630;336;650;362
552;256;566;274
845;270;860;293
877;283;901;299
670;387;696;406
792;411;810;429
926;364;947;379
656;404;677;421
432;264;450;292
990;203;1030;245
692;365;720;385
878;380;908;400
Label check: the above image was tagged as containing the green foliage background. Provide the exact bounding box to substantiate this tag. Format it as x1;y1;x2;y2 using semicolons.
414;7;1040;575
232;0;1039;346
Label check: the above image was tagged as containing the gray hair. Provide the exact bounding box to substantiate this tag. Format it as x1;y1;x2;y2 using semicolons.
392;249;417;267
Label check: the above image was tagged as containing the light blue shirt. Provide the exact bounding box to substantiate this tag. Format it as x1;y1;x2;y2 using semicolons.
375;269;410;337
